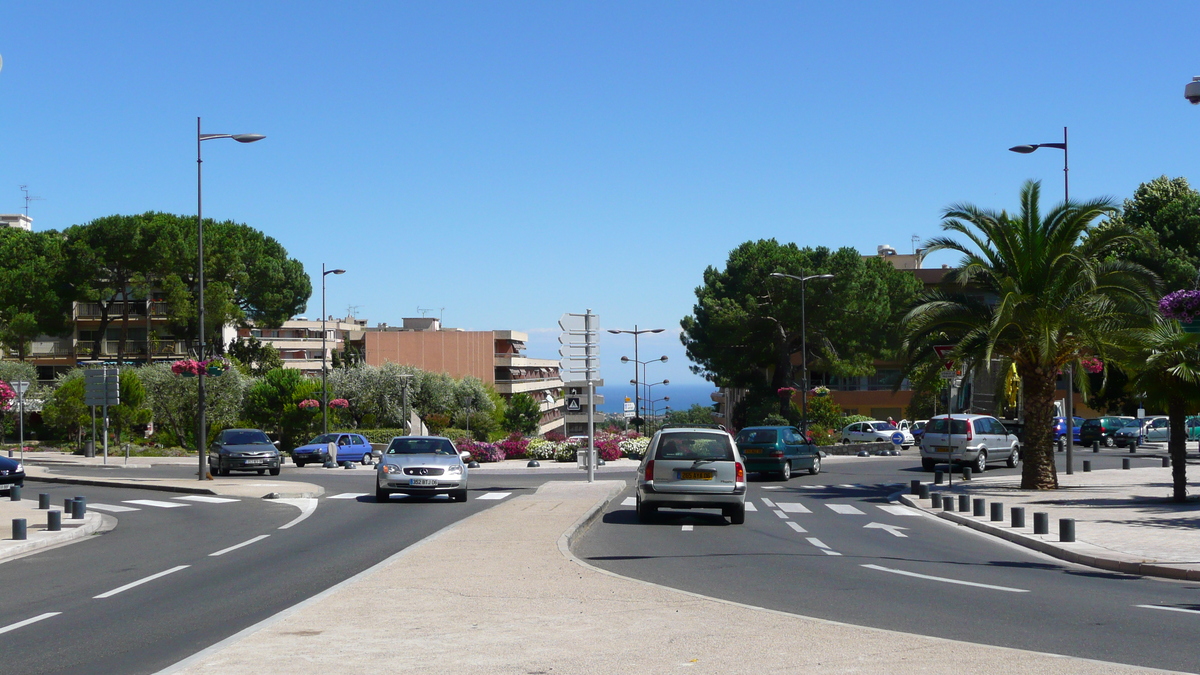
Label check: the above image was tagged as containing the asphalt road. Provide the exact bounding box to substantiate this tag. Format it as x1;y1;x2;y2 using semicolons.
0;468;587;675
573;455;1200;674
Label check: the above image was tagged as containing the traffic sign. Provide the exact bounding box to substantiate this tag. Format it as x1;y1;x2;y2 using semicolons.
84;368;120;407
939;370;958;380
623;401;635;413
10;380;29;395
933;345;956;370
565;397;582;413
890;431;905;446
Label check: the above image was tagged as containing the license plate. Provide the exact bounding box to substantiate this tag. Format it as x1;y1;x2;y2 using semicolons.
409;478;438;486
244;459;265;464
934;447;950;453
678;471;713;481
743;449;762;454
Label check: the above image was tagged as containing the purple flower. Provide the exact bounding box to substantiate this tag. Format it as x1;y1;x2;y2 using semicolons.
1160;290;1200;322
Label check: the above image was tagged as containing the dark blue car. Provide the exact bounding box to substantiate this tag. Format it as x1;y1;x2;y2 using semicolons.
292;432;375;467
0;455;24;494
1053;416;1084;445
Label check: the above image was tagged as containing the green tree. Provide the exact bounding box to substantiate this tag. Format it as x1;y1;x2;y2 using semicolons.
1103;176;1200;292
681;240;922;416
139;363;248;450
503;392;542;434
42;373;89;449
663;403;718;427
0;229;73;360
64;215;153;363
109;369;152;442
902;181;1157;490
227;335;284;376
243;368;320;451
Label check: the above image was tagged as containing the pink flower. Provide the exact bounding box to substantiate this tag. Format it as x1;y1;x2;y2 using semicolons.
171;359;202;375
298;399;320;410
1081;357;1103;374
328;398;350;409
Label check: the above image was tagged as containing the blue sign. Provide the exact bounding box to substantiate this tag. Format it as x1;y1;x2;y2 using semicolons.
890;431;905;446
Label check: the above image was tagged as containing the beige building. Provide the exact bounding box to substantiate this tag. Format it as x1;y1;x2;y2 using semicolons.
240;316;366;376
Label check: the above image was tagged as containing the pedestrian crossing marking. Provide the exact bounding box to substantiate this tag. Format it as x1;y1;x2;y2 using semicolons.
776;502;812;514
806;537;831;549
89;503;139;513
826;504;865;515
786;521;807;533
744;502;757;512
477;492;511;500
877;505;922;516
329;493;368;500
175;496;239;504
123;499;188;509
773;509;788;519
622;497;636;506
760;498;776;508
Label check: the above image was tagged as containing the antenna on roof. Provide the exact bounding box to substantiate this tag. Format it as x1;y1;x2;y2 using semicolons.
417;306;433;318
911;234;920;255
346;305;362;319
19;185;44;218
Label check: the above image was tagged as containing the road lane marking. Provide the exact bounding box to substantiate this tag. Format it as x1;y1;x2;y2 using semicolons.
1136;604;1200;616
123;499;188;509
682;525;693;532
861;564;1029;593
621;497;636;506
786;522;807;533
877;505;922;516
277;498;318;530
760;498;776;508
806;537;831;549
0;612;60;635
209;535;271;557
827;504;865;515
175;496;240;504
477;492;511;500
773;510;788;519
761;486;781;490
327;493;368;500
821;549;843;556
776;502;812;514
864;522;909;537
94;565;190;599
89;503;139;513
744;502;757;512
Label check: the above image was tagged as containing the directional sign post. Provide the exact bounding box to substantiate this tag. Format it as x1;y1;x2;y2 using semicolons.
10;381;28;463
84;368;120;464
559;310;600;483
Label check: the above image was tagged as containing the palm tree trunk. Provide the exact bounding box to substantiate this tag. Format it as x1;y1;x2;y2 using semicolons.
1019;364;1059;490
1168;397;1188;503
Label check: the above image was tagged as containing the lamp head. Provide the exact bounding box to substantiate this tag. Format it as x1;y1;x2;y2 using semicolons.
232;134;266;143
630;379;637;385
607;329;622;334
1187;77;1200;104
659;355;668;362
649;329;665;334
1008;145;1038;154
663;379;670;385
621;356;630;363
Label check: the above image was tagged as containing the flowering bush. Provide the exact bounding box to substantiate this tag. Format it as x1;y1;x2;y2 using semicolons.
458;439;505;463
298;399;320;410
526;438;558;461
0;381;14;411
809;385;830;397
1080;357;1103;374
1159;290;1200;322
808;427;837;446
595;435;622;462
328;398;350;409
496;433;529;459
777;387;796;399
555;441;581;462
171;359;203;376
619;436;650;458
543;430;566;442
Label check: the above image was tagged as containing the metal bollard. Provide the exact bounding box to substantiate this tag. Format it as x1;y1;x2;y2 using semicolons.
74;496;87;510
962;466;972;481
9;485;20;501
958;495;970;512
910;479;922;495
918;484;931;499
47;510;61;531
1163;457;1171;468
1083;460;1091;472
71;499;84;520
943;496;954;511
38;493;49;510
64;498;74;514
1011;506;1026;528
973;498;985;517
1033;512;1049;534
934;470;943;485
1123;458;1131;470
1092;441;1100;453
1060;518;1076;543
931;493;942;508
12;518;26;540
990;502;1004;521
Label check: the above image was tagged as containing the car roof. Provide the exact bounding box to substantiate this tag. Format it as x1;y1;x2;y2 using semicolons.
389;435;452;441
739;426;793;431
658;427;728;435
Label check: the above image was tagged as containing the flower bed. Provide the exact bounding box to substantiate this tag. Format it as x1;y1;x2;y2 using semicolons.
495;433;529;459
1160;290;1200;322
458;439;505;463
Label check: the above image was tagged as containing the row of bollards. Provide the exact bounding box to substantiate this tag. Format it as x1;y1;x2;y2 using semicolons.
913;481;1077;543
9;492;79;541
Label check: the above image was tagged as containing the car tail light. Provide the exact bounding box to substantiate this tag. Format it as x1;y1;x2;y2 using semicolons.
966;422;973;441
770;450;784;458
644;460;654;482
735;462;745;482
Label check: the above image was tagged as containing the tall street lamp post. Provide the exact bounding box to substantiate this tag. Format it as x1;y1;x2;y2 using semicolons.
196;118;264;481
321;264;346;435
1010;127;1075;474
769;271;834;440
397;373;413;435
607;326;664;432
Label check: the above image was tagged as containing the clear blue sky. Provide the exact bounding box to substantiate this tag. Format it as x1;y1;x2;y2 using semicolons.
2;2;1198;403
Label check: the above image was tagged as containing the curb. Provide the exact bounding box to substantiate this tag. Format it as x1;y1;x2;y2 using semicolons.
27;474;219;495
0;510;105;564
896;492;1200;582
557;480;627;557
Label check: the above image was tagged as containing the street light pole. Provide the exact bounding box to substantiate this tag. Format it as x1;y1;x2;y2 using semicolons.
608;326;664;433
321;264;346;435
196;118;265;481
1010;127;1074;474
770;271;834;440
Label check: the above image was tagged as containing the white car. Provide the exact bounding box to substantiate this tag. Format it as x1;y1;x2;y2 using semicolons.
840;420;913;448
918;414;1020;473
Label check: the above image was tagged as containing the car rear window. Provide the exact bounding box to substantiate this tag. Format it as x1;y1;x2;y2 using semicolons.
926;418;968;435
735;429;777;444
655;433;735;461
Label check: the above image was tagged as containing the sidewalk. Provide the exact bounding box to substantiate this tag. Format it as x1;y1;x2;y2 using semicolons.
163;480;1171;675
899;466;1200;581
22;462;325;500
0;495;107;563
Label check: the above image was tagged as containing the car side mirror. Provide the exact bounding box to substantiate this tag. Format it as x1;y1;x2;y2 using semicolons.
273;440;280;447
460;451;471;460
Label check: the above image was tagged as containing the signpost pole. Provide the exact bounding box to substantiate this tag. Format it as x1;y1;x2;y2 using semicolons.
17;384;25;464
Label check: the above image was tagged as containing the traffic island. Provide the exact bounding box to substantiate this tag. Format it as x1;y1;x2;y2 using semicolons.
0;497;108;564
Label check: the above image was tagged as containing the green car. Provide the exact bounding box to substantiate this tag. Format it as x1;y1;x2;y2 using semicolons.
734;426;821;481
1188;416;1200;442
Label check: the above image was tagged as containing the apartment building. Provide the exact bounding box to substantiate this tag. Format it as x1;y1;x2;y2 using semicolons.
238;316;366;376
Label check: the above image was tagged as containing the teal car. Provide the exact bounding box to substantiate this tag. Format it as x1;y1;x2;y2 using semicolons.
734;426;820;481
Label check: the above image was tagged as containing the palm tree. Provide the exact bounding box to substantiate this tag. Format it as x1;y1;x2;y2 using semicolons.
1122;319;1200;502
903;181;1158;490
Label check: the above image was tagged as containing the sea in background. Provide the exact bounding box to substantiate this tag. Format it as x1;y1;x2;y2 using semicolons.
594;381;716;414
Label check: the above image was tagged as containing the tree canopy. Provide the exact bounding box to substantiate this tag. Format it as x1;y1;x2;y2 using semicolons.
1103;176;1200;292
0;228;72;360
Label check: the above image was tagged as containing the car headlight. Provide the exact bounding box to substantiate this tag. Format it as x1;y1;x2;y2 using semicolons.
381;464;401;474
446;464;463;475
14;463;21;473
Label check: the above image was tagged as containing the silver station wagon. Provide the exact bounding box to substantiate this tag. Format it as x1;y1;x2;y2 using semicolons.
635;426;747;524
376;436;469;502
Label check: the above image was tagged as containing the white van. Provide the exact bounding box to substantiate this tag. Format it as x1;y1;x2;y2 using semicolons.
919;414;1020;473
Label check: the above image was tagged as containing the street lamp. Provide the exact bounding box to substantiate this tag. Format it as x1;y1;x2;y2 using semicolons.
1184;76;1200;104
322;265;346;435
769;271;834;440
1010;128;1075;474
397;373;414;435
196;118;264;481
608;326;664;432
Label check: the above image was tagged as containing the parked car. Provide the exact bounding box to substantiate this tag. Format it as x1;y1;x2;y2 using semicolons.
376;436;469;502
208;428;282;476
0;455;24;494
840;420;913;448
1052;416;1084;445
635;426;746;524
291;432;375;467
918;414;1020;473
1114;417;1169;447
1078;416;1135;448
734;426;820;480
1188;416;1200;442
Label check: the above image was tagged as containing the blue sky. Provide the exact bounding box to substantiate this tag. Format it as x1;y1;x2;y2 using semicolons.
2;2;1198;407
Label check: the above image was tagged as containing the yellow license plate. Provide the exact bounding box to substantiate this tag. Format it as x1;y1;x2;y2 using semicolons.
743;449;762;454
934;446;951;453
679;471;714;481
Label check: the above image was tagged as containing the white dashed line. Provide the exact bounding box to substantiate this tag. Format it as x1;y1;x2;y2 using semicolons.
209;535;270;557
1136;605;1200;616
786;522;807;533
861;564;1029;593
776;502;812;514
821;549;843;556
327;493;368;500
762;486;782;490
681;525;694;532
744;502;757;512
621;497;636;506
94;565;190;599
826;504;865;515
0;612;60;635
477;492;511;501
760;498;776;508
123;499;188;509
806;537;831;549
773;510;788;519
175;495;240;504
877;505;922;516
88;503;139;513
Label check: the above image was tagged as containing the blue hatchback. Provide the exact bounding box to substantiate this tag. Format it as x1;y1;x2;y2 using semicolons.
291;433;375;467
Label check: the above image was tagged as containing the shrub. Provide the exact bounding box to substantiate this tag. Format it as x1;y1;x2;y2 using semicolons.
496;433;529;459
526;438;557;460
619;436;650;458
808;427;838;446
758;413;789;426
442;428;469;442
543;430;565;442
554;442;580;462
459;439;505;463
425;413;451;434
595;435;622;462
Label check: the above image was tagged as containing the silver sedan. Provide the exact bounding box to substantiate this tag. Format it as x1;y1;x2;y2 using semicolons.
376;436;469;502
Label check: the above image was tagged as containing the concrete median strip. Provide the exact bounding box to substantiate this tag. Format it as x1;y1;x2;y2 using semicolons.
0;498;107;565
160;480;1171;674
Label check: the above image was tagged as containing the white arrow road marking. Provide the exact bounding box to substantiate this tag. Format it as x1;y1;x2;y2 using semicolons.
876;505;922;516
864;522;909;537
209;535;271;557
0;612;60;635
776;502;811;514
1136;605;1200;616
276;498;318;530
94;565;190;599
175;495;240;504
862;564;1029;593
786;522;807;533
827;504;865;515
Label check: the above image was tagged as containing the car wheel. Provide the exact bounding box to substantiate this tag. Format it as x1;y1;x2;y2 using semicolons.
451;489;467;502
921;458;935;471
727;504;746;525
779;461;792;481
809;456;821;475
218;461;230;477
361;453;372;466
269;467;281;476
1104;436;1114;447
255;469;265;475
376;486;391;502
636;498;656;523
295;460;305;468
841;438;851;445
975;450;987;474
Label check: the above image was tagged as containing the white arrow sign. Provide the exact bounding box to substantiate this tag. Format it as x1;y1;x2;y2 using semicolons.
863;522;908;538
